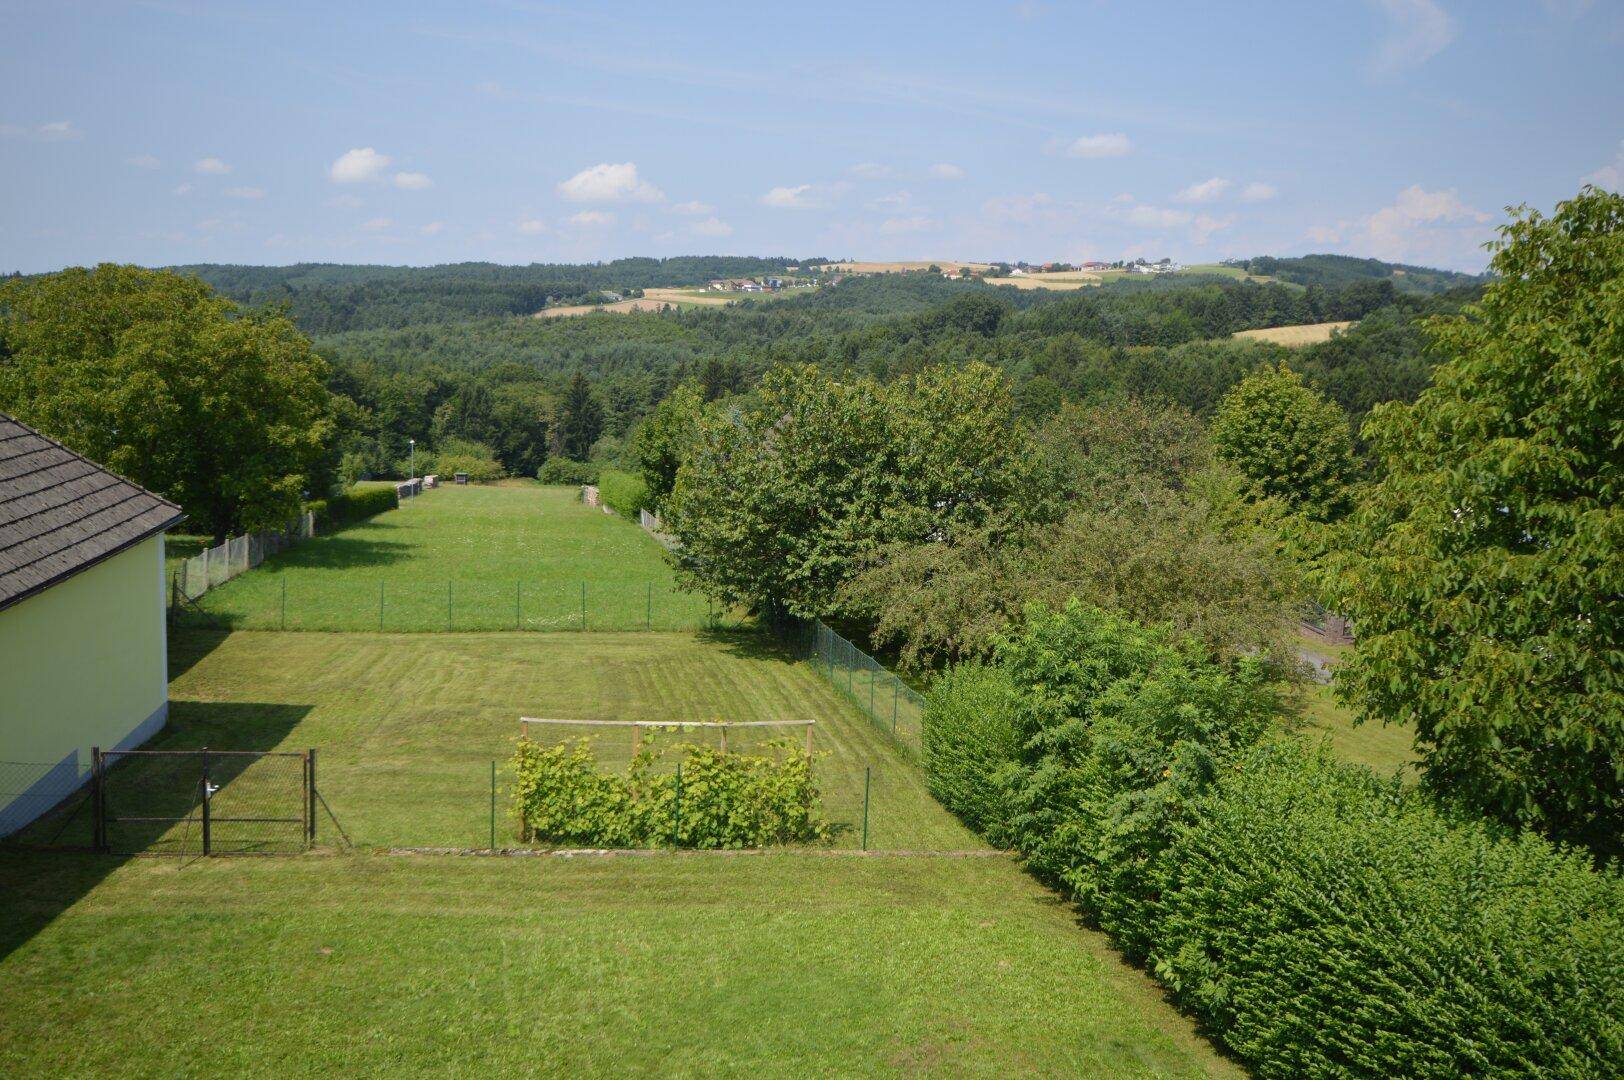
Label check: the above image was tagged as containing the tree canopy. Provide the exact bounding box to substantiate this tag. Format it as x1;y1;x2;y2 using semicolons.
1334;187;1624;853
0;264;334;540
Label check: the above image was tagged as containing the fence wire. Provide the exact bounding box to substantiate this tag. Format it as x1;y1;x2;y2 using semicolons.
176;512;315;601
789;621;925;760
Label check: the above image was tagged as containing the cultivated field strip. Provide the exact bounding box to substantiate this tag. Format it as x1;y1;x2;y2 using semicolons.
164;630;981;852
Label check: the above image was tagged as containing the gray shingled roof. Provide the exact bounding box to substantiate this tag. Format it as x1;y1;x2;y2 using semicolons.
0;413;186;611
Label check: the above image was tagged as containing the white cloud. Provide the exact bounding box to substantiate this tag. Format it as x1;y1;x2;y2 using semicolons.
1581;140;1624;191
673;200;715;215
1359;184;1490;260
1057;132;1132;159
1173;177;1232;203
194;157;232;175
361;216;393;231
517;217;547;235
225;186;265;199
557;161;663;203
1127;204;1194;229
327;194;364;209
127;154;161;169
329;147;391;183
2;120;81;141
568;210;616;226
172;183;194;197
880;215;938;235
420;221;445;236
849;162;893;179
1371;0;1457;77
1192;213;1235;244
1111;192;1135;203
928;162;965;180
1240;181;1279;202
394;171;433;190
1304;223;1347;245
868;191;915;211
761;183;817;209
690;216;733;237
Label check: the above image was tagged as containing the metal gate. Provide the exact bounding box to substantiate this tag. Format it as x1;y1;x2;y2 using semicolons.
92;747;315;855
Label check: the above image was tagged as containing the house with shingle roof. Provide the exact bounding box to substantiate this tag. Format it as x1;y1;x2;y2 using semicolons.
1;412;186;835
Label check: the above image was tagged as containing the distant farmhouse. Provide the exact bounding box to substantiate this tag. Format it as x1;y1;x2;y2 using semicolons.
0;413;185;836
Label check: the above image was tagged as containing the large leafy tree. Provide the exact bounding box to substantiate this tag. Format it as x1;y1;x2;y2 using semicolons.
0;264;334;541
1211;362;1355;520
631;380;705;508
1335;188;1623;851
666;362;1046;617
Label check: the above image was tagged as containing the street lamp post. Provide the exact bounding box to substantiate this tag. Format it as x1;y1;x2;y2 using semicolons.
409;438;415;480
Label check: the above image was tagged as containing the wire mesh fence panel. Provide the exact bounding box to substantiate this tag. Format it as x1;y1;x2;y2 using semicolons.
175;575;731;633
99;749;309;856
0;759;94;848
799;620;924;760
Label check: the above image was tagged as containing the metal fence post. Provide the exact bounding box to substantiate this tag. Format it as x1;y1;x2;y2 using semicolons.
447;580;453;631
580;582;587;631
308;748;317;846
489;760;497;850
861;766;871;851
281;575;288;631
200;748;212;856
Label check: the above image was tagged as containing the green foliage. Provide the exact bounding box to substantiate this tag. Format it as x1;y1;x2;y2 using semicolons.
1335;187;1624;853
0;264;334;540
1149;742;1624;1078
557;372;605;460
596;469;650;518
510;737;828;849
423;436;504;483
631;380;705;507
1230;252;1489;294
307;485;398;531
536;458;598;485
1211;362;1356;519
921;664;1021;844
991;603;1282;953
668;362;1049;617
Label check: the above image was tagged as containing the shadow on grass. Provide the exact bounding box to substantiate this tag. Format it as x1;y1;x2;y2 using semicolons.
255;530;413;572
693;625;793;663
168;626;233;681
0;700;315;964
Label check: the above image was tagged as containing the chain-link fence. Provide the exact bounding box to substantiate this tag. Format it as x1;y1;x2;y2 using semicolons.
170;577;731;632
1;759;93;847
174;512;315;601
787;620;925;760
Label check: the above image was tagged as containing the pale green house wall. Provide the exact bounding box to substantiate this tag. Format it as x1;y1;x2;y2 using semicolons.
0;533;169;769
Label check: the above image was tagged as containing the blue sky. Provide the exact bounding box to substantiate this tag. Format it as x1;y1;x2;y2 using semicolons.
3;0;1621;273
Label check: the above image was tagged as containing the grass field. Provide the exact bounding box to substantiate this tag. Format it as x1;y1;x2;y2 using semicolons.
1233;320;1354;346
0;852;1239;1076
35;628;971;852
1296;682;1417;777
187;485;720;632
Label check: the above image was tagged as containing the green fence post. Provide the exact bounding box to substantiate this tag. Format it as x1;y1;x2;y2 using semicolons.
281;575;287;631
447;580;453;632
580;582;587;631
861;766;871;851
673;762;683;847
489;760;496;851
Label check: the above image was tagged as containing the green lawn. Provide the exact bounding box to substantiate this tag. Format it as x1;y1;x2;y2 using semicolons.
186;484;720;632
0;853;1239;1077
43;628;974;852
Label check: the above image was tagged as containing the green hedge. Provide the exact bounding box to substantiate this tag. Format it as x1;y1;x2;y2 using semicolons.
511;737;828;849
1151;743;1624;1077
921;663;1020;845
922;601;1624;1076
308;486;397;531
597;468;651;519
537;458;598;485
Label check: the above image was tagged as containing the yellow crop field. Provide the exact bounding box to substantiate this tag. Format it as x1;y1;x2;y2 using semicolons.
1233;321;1354;346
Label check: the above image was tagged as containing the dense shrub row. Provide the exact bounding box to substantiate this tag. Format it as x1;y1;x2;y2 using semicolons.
307;485;397;531
923;601;1624;1077
536;458;598;485
510;737;827;849
596;469;651;519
